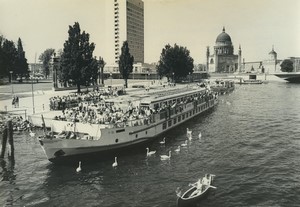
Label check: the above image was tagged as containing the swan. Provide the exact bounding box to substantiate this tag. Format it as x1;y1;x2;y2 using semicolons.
160;151;171;160
70;132;76;139
76;161;82;172
29;130;35;137
146;147;156;156
175;146;181;153
198;132;202;139
187;128;192;138
159;137;166;145
181;140;188;147
112;157;118;168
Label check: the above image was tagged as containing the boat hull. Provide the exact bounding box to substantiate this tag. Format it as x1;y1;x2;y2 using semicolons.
39;137;154;164
274;73;300;83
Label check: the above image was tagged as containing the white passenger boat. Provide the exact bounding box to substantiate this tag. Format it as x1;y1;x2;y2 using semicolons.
37;84;218;163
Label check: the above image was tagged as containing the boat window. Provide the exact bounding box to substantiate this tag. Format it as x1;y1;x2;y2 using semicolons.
115;139;118;143
162;122;167;130
145;131;147;135
136;134;138;138
178;116;181;122
182;114;185;120
173;118;177;124
168;120;172;127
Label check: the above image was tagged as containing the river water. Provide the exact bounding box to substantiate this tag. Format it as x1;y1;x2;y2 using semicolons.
1;81;300;207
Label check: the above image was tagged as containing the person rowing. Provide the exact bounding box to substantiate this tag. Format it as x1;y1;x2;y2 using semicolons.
189;179;203;197
202;174;210;186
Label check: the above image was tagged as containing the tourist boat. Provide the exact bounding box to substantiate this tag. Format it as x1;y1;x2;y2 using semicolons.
177;174;216;207
210;79;235;94
238;74;263;84
37;84;218;163
273;72;300;83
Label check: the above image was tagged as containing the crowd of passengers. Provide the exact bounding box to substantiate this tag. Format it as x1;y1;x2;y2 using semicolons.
49;87;122;110
52;89;218;127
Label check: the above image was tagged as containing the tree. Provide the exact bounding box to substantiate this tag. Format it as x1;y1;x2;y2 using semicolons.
1;38;18;82
39;48;55;78
90;57;99;85
15;38;29;82
60;22;95;92
156;44;194;82
119;41;134;88
280;59;294;72
0;35;5;78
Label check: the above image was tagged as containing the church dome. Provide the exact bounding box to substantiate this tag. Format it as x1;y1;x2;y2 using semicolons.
216;27;232;44
269;48;277;55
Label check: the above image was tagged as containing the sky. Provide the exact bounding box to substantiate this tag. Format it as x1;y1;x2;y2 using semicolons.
1;0;300;65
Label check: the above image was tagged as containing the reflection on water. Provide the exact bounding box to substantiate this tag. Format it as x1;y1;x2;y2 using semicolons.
0;82;300;206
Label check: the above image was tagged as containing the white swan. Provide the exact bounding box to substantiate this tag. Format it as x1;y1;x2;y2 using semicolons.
70;132;76;139
112;157;118;168
159;137;166;145
175;146;181;153
198;132;202;139
160;151;171;160
29;130;35;137
187;128;192;139
76;161;82;172
181;140;188;147
146;147;156;156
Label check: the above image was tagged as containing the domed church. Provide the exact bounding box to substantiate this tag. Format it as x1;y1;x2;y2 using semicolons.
206;27;242;73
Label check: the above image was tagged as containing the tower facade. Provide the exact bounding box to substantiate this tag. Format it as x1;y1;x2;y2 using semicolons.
113;0;144;64
238;45;242;72
207;27;239;73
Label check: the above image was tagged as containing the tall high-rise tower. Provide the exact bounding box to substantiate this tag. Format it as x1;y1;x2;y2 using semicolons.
113;0;144;64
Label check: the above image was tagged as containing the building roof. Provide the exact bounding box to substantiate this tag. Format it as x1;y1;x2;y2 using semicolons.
216;27;232;44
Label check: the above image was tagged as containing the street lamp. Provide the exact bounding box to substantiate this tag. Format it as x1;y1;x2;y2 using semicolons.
172;72;175;83
9;71;14;97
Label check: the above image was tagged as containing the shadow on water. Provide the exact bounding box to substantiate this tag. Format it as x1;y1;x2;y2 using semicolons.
0;158;24;206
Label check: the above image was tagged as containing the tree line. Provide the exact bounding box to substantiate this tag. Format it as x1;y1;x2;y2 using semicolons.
3;21;293;90
0;36;29;82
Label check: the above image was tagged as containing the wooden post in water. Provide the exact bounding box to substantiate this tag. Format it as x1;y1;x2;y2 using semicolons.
7;120;14;160
0;127;8;159
41;115;47;136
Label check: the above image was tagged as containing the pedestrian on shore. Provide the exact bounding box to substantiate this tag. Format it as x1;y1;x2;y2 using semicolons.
16;96;19;108
12;96;15;108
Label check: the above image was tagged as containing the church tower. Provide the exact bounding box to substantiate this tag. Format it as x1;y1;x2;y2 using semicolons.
238;44;242;73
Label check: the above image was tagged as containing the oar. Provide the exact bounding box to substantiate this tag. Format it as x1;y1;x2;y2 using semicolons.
209;185;217;189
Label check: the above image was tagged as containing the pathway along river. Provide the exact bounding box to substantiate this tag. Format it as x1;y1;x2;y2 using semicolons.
1;81;300;207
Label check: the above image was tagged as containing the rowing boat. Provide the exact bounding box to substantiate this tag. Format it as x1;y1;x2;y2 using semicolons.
177;174;216;207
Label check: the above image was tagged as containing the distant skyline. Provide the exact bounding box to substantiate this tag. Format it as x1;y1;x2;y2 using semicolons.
1;0;300;65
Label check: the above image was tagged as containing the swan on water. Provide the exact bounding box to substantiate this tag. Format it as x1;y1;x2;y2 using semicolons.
146;147;156;156
181;140;188;147
175;146;181;153
187;128;192;139
159;137;166;145
160;151;171;160
76;161;82;172
112;157;118;168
